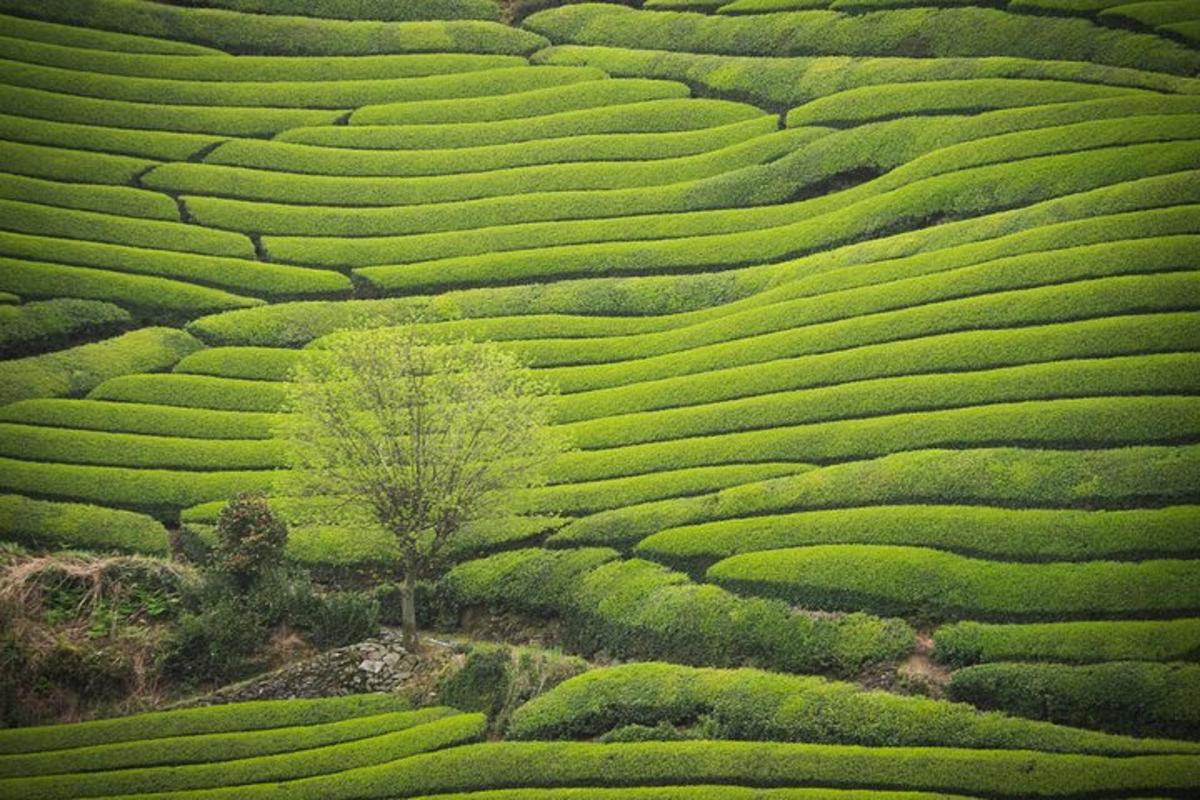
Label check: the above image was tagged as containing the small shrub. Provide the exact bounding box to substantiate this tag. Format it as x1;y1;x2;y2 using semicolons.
214;493;288;589
303;592;380;650
167;594;269;686
439;645;512;718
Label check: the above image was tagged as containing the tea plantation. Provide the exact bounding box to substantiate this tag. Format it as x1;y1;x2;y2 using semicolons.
0;0;1198;795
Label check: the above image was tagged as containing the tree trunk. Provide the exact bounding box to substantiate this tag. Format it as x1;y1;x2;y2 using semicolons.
401;567;420;652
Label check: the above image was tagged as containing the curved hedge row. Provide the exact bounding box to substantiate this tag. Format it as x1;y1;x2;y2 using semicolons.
0;12;221;55
0;298;130;358
0;399;279;439
0;84;344;137
638;505;1200;566
0;60;607;109
174;346;303;381
206;117;776;178
0;423;284;471
272;106;1200;264
0;711;485;800
89;373;286;411
0;232;351;300
0;693;410;755
0;140;157;186
0;36;524;81
0;257;263;316
512;463;813;516
550;395;1200;483
149;739;1200;798
0;707;454;778
0;198;254;258
146;128;808;206
0;0;548;55
0;457;272;516
553;311;1200;423
0;326;202;407
708;544;1200;619
533;45;1200;108
355;142;1200;290
543;272;1200;393
416;791;972;800
507;662;1200;754
440;547;913;676
346;79;697;127
136;0;501;21
522;4;1200;75
184;138;811;238
784;79;1141;127
552;445;1200;548
557;353;1200;450
180;500;559;567
0;111;222;161
948;662;1200;739
934;619;1200;666
0;173;177;220
0;493;166;554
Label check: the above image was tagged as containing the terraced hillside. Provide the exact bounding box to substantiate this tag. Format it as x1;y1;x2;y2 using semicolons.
0;0;1198;795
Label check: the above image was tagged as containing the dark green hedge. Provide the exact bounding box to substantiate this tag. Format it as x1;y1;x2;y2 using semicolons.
523;4;1200;75
0;712;484;798
534;44;1200;108
0;327;202;407
0;0;547;55
508;662;1200;754
0;493;167;554
785;79;1138;127
0;298;130;358
0;12;218;54
550;395;1200;484
934;619;1200;666
347;78;697;127
0;35;522;81
554;445;1200;549
709;544;1200;620
156;0;501;21
145;128;806;207
0;707;452;778
207;117;774;179
0;694;410;755
0;84;343;137
0;60;607;109
355;142;1200;291
639;505;1200;566
143;739;1200;798
441;548;913;676
557;352;1200;450
949;661;1200;739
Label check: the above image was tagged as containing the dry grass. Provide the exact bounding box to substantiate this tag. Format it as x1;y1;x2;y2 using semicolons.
0;551;193;725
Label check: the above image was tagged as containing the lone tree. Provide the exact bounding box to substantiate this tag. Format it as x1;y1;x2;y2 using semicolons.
276;326;566;649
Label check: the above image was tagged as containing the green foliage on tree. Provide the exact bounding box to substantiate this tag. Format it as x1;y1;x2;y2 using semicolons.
276;326;567;648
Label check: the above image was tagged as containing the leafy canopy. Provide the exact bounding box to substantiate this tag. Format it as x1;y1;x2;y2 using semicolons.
275;326;566;575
